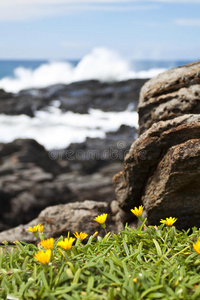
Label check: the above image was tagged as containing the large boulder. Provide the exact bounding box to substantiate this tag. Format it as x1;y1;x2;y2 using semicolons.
0;200;124;243
113;115;200;212
138;61;200;134
113;61;200;229
142;139;200;228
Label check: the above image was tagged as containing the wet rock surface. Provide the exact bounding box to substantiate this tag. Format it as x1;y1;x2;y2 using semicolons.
114;61;200;229
0;79;147;116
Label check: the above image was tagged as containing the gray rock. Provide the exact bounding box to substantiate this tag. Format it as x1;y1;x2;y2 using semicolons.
0;200;122;243
0;139;73;231
0;79;147;116
0;138;124;231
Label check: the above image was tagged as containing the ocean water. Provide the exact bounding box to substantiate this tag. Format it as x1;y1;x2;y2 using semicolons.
0;106;138;150
0;48;194;149
0;48;192;93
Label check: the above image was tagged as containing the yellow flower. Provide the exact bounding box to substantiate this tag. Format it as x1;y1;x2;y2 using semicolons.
94;213;107;225
40;238;54;250
193;240;200;254
26;224;43;233
160;217;177;227
57;237;75;251
26;225;38;233
131;205;144;218
73;232;88;240
38;224;43;233
34;249;51;264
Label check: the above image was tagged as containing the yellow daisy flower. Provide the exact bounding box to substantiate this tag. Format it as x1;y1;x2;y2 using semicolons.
73;232;88;240
193;240;200;254
26;224;43;233
26;225;38;233
57;237;75;251
94;213;107;225
160;217;177;227
34;249;51;264
40;238;54;250
131;205;144;218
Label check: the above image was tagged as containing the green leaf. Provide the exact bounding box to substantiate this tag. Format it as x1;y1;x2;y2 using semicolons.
153;239;162;257
123;240;130;256
141;285;163;298
72;268;82;285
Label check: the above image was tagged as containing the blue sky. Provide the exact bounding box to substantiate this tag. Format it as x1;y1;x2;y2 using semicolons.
0;0;200;60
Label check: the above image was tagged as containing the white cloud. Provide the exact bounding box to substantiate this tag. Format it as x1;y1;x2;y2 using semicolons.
0;1;159;22
1;0;200;6
0;0;134;6
175;19;200;26
0;0;199;22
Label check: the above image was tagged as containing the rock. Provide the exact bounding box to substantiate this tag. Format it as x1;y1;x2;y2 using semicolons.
0;79;147;116
0;89;48;117
54;163;121;203
113;60;200;229
0;139;73;231
0;137;126;231
64;125;137;174
138;61;200;134
142;139;200;229
56;79;146;113
0;200;123;243
0;138;61;175
113;114;200;213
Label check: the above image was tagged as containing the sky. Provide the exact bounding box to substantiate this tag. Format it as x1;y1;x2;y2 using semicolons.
0;0;200;61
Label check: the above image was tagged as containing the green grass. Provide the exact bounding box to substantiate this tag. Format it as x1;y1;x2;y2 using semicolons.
1;218;200;299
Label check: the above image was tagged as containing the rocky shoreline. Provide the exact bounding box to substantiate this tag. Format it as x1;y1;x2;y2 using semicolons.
1;61;200;242
0;79;147;116
0;79;146;234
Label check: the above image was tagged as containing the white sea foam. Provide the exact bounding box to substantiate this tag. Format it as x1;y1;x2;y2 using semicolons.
0;48;166;93
0;107;138;150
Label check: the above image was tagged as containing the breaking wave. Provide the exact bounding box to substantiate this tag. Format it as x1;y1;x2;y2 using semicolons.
0;107;138;149
0;48;166;93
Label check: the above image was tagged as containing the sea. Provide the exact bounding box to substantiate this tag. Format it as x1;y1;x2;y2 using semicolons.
0;48;195;150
